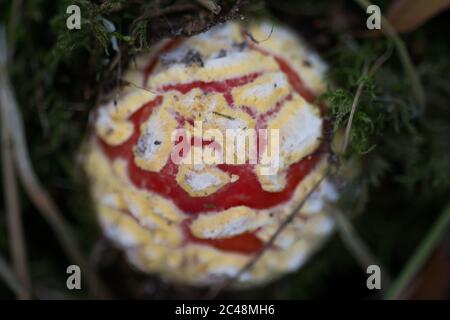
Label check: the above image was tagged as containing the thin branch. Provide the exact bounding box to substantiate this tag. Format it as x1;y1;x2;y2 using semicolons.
212;111;235;120
341;62;369;154
206;167;331;298
0;25;108;298
195;0;222;15
7;0;22;58
336;52;393;288
353;0;425;108
243;24;274;44
334;210;391;287
341;45;392;154
368;45;393;76
385;201;450;300
121;80;156;94
1;115;31;300
129;2;197;33
0;25;31;300
0;253;22;296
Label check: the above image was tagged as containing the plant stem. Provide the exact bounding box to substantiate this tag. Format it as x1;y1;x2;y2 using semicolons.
353;0;426;108
341;62;368;154
206;168;330;298
0;25;31;300
1;121;31;299
195;0;222;15
334;210;391;288
0;25;108;299
385;202;450;299
0;253;22;296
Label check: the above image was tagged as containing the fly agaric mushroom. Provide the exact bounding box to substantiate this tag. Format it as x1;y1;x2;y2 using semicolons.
84;21;338;286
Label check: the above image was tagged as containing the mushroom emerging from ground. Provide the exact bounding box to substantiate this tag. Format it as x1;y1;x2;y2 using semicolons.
84;21;338;287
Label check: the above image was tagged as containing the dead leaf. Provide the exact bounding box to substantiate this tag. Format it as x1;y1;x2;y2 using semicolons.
388;0;450;33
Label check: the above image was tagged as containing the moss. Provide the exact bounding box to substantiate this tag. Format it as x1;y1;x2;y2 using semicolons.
0;0;449;299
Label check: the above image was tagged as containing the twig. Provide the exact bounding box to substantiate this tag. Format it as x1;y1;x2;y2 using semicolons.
195;0;222;15
334;210;391;286
353;0;425;108
0;25;108;298
337;53;392;287
129;3;197;32
341;62;369;153
0;253;22;296
385;201;450;300
7;0;22;57
212;111;235;120
341;45;392;154
368;45;393;76
0;25;31;300
206;167;330;298
1;111;31;300
121;80;156;94
243;24;274;44
330;60;399;297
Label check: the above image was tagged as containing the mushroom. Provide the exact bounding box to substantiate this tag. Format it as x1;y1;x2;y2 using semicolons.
84;21;337;286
